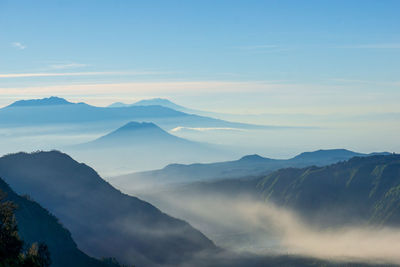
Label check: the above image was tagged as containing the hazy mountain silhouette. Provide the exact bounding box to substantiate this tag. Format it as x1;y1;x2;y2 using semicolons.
0;151;216;266
0;177;122;267
108;98;196;113
7;96;75;107
1;97;269;130
68;121;232;175
83;121;194;147
113;149;390;192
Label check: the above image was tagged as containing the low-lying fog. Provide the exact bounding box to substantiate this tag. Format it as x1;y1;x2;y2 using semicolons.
1;122;399;176
120;189;400;265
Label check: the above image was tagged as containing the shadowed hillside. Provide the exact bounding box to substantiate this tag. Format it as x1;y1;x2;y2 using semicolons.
0;151;216;266
257;154;400;226
0;178;123;267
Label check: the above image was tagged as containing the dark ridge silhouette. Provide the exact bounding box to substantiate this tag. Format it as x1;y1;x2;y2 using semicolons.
292;148;364;163
0;178;122;267
143;154;400;228
257;154;400;226
239;154;270;162
0;173;387;267
0;151;216;266
114;149;390;191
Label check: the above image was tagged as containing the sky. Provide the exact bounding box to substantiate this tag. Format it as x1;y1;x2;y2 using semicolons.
0;0;399;115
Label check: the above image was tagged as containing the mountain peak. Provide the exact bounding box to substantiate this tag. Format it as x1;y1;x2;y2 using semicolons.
107;98;185;110
239;154;267;161
107;102;127;108
94;121;175;144
117;121;160;132
294;149;360;159
134;98;175;105
133;98;185;110
8;96;73;108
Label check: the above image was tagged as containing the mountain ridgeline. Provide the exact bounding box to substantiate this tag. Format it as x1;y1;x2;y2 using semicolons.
7;96;75;107
108;98;187;111
113;149;390;192
116;153;400;266
158;153;400;228
1;96;266;130
257;154;400;226
0;178;122;267
0;151;216;266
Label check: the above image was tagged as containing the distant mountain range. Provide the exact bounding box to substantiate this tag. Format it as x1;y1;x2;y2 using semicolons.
119;153;400;265
0;151;390;267
113;149;390;192
7;96;76;107
147;153;400;227
0;176;122;267
1;96;270;130
108;98;189;112
0;151;216;266
68;121;232;175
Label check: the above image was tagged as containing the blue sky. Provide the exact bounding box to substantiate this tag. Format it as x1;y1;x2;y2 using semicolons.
0;0;399;113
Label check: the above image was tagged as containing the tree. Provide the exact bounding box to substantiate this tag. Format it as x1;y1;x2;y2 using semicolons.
0;190;23;266
21;243;51;267
0;190;51;267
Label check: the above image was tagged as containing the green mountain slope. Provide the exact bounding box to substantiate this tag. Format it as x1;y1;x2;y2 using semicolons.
113;149;389;193
257;154;400;226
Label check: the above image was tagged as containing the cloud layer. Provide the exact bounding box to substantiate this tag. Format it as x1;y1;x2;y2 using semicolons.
139;192;400;265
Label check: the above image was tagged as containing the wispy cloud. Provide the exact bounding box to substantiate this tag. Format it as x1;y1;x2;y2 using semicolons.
0;80;398;114
49;62;88;70
235;44;292;54
330;78;400;86
171;127;247;132
337;43;400;49
12;42;26;50
0;71;167;78
237;45;279;50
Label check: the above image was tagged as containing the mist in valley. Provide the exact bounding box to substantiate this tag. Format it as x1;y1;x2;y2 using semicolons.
128;190;400;265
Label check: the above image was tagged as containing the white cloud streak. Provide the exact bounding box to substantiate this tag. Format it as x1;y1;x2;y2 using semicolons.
49;63;88;70
0;80;398;114
171;127;247;132
12;42;26;50
237;45;279;50
337;43;400;49
0;71;166;78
